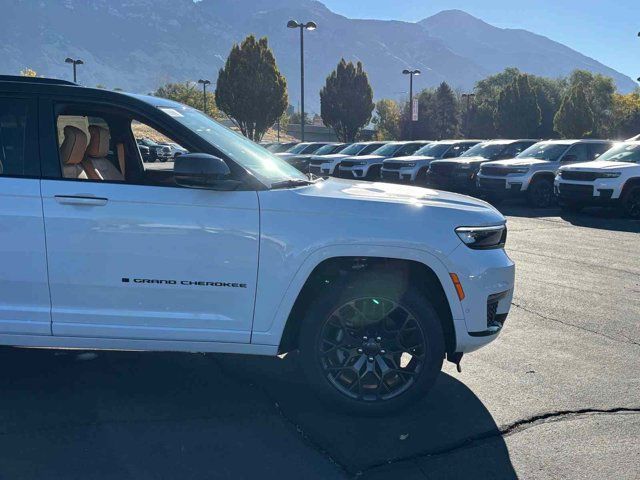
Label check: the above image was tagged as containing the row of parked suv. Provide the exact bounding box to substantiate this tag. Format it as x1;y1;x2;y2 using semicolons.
265;138;640;217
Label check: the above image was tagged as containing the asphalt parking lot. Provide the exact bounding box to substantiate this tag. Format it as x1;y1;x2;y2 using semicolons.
0;202;638;480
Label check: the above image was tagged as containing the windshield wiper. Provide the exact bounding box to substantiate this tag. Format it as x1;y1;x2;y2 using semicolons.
270;178;316;190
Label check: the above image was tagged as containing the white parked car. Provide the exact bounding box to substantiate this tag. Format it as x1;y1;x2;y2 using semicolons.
381;140;481;184
308;141;386;176
0;76;515;414
338;141;430;180
477;139;612;207
555;141;640;218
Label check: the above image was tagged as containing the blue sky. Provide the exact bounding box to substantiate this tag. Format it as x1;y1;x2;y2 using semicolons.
322;0;639;83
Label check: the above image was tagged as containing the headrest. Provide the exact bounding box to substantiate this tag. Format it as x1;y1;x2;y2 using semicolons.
59;126;88;166
87;125;110;158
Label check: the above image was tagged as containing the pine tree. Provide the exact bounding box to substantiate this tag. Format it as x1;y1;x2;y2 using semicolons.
554;84;595;138
432;82;459;139
215;35;288;141
494;74;541;138
320;59;374;142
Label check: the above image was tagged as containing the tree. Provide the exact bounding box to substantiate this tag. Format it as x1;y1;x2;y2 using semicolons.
20;68;37;77
566;70;615;137
320;59;374;142
289;111;310;125
554;84;595;138
215;35;288;141
610;91;640;139
432;82;459;139
154;81;220;119
372;99;401;140
494;74;541;138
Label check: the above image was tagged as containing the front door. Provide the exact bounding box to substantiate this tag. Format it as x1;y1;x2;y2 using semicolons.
40;105;260;343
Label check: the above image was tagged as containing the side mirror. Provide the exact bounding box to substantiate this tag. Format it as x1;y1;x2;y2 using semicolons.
174;153;231;189
562;154;578;163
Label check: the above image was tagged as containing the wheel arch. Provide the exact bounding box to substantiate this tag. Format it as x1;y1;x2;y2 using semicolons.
620;177;640;198
277;256;458;356
529;171;556;185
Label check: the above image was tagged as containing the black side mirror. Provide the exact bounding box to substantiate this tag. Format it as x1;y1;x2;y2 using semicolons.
562;154;578;163
174;153;231;189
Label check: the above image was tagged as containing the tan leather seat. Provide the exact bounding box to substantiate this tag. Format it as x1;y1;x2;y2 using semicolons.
85;125;124;181
59;125;89;179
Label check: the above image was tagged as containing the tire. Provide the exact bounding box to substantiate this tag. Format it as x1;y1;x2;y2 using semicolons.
298;271;445;415
415;168;428;186
365;165;382;181
526;177;555;208
622;186;640;219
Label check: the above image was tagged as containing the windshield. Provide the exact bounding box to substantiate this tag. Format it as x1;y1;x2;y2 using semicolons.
338;143;367;156
372;143;402;156
314;144;341;155
517;142;569;161
596;143;640;163
158;106;306;185
287;143;311;154
461;142;508;159
414;143;450;157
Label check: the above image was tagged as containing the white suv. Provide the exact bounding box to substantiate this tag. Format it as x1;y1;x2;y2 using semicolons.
308;141;386;176
338;141;430;180
0;76;515;414
381;140;480;184
555;141;640;218
478;139;612;207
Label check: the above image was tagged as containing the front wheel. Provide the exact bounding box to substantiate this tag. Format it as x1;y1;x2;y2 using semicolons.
298;274;445;415
622;187;640;219
527;177;555;208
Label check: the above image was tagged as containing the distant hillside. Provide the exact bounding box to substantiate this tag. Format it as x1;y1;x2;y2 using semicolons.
1;1;636;112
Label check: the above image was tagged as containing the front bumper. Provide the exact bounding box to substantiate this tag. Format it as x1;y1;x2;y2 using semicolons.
554;178;623;203
309;164;335;176
477;175;528;197
337;166;368;179
427;170;478;192
380;168;415;183
445;243;515;353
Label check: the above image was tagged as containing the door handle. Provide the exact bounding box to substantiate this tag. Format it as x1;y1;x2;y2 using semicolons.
54;195;108;206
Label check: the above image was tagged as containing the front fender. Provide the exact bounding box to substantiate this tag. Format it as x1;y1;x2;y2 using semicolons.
250;244;463;346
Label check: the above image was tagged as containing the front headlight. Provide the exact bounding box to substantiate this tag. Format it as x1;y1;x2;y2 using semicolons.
403;163;417;168
509;167;529;174
595;172;621;179
455;225;507;250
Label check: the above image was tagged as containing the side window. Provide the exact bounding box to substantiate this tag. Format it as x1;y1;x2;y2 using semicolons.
588;143;611;160
0;97;38;177
132;121;190;175
562;143;589;162
361;143;382;155
398;143;421;156
502;142;529;158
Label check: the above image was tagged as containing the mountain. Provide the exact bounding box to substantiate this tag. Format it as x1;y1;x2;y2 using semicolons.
1;1;636;113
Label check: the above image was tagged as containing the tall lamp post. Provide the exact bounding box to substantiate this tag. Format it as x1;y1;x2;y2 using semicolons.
402;69;421;140
197;79;211;115
65;57;84;83
287;20;317;142
461;93;476;138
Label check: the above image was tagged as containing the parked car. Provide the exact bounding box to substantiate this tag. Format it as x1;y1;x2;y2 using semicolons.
426;139;538;193
338;141;431;180
266;142;298;153
137;144;152;163
381;140;481;184
159;142;189;159
276;142;329;160
308;141;387;176
555;140;640;218
283;143;347;173
137;137;172;162
478;139;613;207
0;75;515;414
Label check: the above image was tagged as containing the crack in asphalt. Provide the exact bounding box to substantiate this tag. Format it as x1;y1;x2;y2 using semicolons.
511;301;640;347
358;408;640;477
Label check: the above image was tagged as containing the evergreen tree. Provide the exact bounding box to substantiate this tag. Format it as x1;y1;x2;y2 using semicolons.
320;59;374;142
494;74;541;138
554;84;595;138
215;35;288;141
432;82;459;139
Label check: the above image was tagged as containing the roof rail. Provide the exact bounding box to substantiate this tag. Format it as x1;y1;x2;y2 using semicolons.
0;75;77;86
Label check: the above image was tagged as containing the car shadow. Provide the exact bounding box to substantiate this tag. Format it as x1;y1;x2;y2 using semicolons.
0;347;516;479
219;351;517;478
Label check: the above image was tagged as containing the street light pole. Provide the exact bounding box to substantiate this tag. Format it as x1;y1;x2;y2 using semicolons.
288;20;317;142
64;57;84;83
197;79;211;115
402;69;421;140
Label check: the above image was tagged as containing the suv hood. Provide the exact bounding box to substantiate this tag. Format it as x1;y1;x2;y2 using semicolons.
485;157;551;168
560;160;638;171
310;153;349;161
343;154;386;164
452;156;499;165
